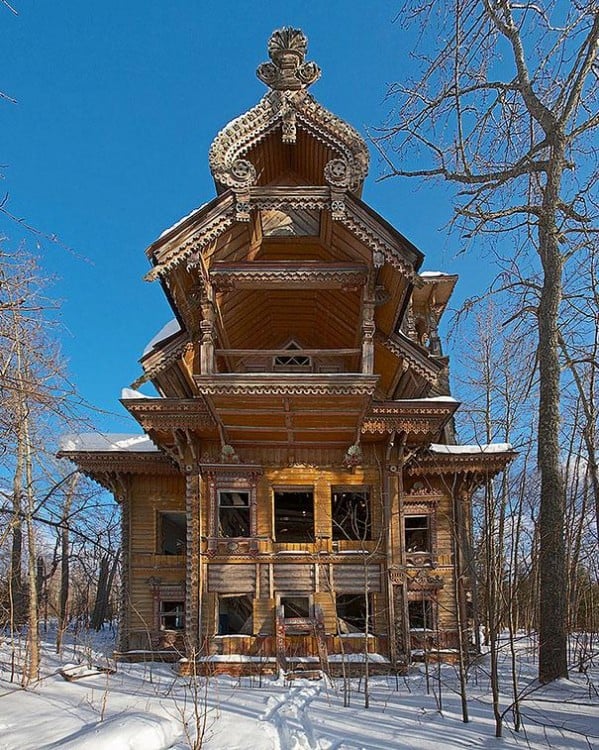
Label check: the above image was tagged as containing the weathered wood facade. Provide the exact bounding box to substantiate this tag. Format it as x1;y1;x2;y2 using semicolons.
60;28;514;673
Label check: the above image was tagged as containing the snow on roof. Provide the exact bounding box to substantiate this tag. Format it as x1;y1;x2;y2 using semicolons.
142;318;182;356
429;442;513;454
420;271;450;278
396;396;458;403
157;203;208;239
120;387;153;400
59;433;159;453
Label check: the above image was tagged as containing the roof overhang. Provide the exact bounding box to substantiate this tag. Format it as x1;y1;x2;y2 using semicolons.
194;373;378;448
361;398;459;445
407;444;517;483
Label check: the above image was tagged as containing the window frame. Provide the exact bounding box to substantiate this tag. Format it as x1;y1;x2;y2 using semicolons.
403;514;431;554
407;597;435;632
217;489;251;538
159;600;185;631
331;487;372;541
156;511;187;555
273;487;315;543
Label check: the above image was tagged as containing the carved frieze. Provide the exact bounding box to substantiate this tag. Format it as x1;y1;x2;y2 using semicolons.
407;450;515;477
361;401;456;436
123;399;216;432
194;374;378;398
210;262;368;291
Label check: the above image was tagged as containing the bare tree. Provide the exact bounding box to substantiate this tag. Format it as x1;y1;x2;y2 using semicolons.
0;245;100;681
376;1;599;684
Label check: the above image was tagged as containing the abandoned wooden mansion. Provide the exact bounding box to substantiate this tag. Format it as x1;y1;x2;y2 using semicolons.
60;28;514;673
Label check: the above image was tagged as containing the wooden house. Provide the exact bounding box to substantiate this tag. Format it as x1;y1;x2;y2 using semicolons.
59;28;514;674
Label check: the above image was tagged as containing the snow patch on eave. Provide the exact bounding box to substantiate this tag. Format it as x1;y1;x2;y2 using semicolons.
420;271;458;281
429;442;513;454
59;433;159;453
142;318;182;356
156;203;208;240
395;396;458;403
121;387;153;400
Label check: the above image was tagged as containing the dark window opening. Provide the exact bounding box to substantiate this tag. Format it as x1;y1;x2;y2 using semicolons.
281;596;310;619
158;512;187;555
336;593;373;634
218;594;253;635
404;515;430;553
274;490;314;542
160;601;184;630
219;491;250;537
408;599;434;630
332;490;371;541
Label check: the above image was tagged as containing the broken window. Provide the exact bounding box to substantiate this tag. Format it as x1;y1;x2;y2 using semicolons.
218;490;250;537
158;512;187;555
159;600;184;630
336;593;373;634
280;595;310;619
218;594;253;635
332;489;371;541
404;515;430;553
274;490;314;542
408;599;434;630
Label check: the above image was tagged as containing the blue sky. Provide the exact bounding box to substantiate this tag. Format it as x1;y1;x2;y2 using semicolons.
1;2;492;434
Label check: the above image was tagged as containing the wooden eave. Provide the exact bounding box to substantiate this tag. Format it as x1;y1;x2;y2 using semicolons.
407;448;517;479
378;332;445;388
361;399;459;445
144;192;236;280
193;373;378;448
121;397;218;435
412;273;458;319
136;331;196;397
57;450;178;495
344;194;423;273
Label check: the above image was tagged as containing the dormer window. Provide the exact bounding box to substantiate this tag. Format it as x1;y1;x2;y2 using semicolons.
273;341;312;372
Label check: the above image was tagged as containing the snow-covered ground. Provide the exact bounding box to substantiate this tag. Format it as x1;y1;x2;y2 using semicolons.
1;628;597;749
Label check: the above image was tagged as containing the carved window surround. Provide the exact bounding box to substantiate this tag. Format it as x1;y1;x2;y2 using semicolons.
402;493;439;568
201;464;262;557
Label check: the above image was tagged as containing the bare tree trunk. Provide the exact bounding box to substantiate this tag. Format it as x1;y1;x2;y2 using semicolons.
91;550;120;631
56;476;78;654
23;414;39;684
537;149;568;682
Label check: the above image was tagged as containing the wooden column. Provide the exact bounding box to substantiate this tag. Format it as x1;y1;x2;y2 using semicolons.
184;470;201;653
200;295;215;375
361;280;375;375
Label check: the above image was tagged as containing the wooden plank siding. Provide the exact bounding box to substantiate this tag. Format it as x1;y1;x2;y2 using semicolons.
122;459;462;661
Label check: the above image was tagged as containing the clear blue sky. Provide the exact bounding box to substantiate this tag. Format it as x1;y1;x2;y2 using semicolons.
1;1;492;435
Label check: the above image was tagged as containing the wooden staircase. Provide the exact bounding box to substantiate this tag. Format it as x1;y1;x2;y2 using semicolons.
275;604;330;680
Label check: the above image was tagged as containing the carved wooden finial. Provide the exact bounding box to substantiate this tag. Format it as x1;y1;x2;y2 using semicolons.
257;27;321;91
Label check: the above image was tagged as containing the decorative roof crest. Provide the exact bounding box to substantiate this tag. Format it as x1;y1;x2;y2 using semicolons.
257;28;321;91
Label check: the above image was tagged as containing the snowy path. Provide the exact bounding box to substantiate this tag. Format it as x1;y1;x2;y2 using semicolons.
1;630;598;750
261;683;325;750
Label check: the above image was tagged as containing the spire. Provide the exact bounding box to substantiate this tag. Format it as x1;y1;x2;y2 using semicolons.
208;28;369;206
256;27;321;91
